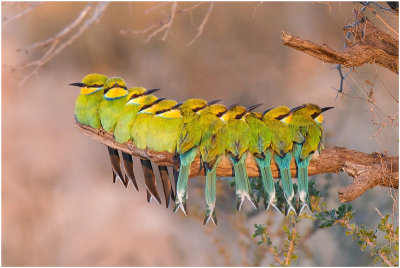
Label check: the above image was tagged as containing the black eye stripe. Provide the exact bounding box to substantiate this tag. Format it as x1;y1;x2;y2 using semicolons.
311;112;320;119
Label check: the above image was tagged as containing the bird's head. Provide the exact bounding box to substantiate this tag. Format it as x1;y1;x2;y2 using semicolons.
262;106;292;125
103;77;128;100
154;100;183;118
69;73;108;95
292;103;334;124
219;104;246;121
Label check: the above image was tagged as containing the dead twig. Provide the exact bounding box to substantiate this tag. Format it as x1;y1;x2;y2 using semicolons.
121;2;213;46
15;3;109;87
187;2;214;46
3;2;42;27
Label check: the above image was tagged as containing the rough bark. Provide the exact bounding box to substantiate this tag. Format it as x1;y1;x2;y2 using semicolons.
75;120;399;203
281;10;399;74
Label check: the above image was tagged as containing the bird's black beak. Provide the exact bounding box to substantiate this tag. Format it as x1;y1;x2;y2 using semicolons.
290;104;306;114
228;103;239;110
170;102;183;110
139;97;165;111
321;106;334;113
247;103;263;112
144;88;161;95
69;82;86;87
262;108;273;116
206;99;222;106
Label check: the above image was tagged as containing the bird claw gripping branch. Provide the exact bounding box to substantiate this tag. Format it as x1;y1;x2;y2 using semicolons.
72;73;333;226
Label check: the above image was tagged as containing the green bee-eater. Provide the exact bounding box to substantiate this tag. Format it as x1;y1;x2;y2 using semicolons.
113;88;161;190
70;74;128;187
222;104;261;211
289;104;333;214
71;73;108;129
198;103;232;225
262;106;297;215
245;109;278;211
131;99;178;205
174;102;225;216
95;77;132;187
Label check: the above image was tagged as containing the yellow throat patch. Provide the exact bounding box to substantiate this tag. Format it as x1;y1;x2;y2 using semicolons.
315;114;324;124
81;87;102;95
281;114;293;125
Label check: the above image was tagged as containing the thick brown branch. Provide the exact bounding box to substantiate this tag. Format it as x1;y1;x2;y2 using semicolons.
74;119;399;203
281;10;399;74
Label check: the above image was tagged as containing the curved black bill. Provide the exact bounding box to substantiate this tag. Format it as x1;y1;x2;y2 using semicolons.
207;99;222;106
290;104;307;114
69;82;86;87
228;103;239;110
170;102;183;110
139;97;166;111
262;108;273;116
247;103;263;112
144;88;161;95
321;106;334;113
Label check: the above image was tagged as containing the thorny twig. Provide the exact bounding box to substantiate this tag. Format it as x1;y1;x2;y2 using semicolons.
121;2;213;45
284;218;297;265
3;2;42;26
336;218;395;266
14;3;108;87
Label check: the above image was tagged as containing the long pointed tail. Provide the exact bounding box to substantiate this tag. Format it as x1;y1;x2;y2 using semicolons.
203;158;220;226
274;153;295;215
158;165;174;208
255;151;277;211
229;154;258;211
107;147;127;187
140;159;162;205
174;148;198;215
122;152;139;190
293;143;312;214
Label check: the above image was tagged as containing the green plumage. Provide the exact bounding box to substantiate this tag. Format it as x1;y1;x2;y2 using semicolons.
99;97;129;132
223;106;258;210
175;103;225;215
290;103;326;213
131;99;177;150
114;93;158;143
263;106;295;214
75;90;105;129
73;73;108;129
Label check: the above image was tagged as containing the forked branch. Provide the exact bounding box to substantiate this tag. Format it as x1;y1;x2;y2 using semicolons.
281;9;399;74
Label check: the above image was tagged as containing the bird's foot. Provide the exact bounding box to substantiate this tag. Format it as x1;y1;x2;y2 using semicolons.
173;197;188;215
203;206;217;226
285;199;296;216
236;195;245;211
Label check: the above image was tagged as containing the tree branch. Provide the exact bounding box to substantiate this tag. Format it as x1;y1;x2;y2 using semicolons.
281;9;399;74
74;119;399;203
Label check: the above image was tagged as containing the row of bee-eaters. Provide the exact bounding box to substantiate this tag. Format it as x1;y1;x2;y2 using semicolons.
71;73;333;226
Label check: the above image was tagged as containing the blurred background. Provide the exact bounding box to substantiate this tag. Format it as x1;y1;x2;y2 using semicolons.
2;1;398;266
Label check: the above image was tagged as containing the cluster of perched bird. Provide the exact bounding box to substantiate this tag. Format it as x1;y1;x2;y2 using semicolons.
72;73;333;225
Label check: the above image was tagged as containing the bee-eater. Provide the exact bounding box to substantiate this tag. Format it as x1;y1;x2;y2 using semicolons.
113;88;161;190
262;106;296;215
245;109;278;211
289;104;333;214
175;102;225;216
131;99;177;205
197;103;231;225
223;105;261;211
71;73;108;129
96;77;132;187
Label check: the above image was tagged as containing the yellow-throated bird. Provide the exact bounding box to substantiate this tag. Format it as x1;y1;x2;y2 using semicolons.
289;104;333;214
